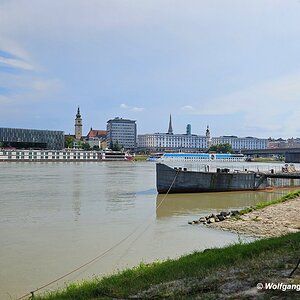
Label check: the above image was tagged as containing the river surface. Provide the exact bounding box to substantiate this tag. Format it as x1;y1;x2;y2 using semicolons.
0;161;297;299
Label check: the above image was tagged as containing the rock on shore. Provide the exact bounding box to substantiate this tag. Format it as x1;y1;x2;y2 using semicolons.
210;197;300;237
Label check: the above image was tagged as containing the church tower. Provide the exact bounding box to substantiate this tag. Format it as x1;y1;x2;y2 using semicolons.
206;125;212;149
75;106;82;140
167;114;173;135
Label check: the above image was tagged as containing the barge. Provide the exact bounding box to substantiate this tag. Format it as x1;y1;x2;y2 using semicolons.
156;163;300;194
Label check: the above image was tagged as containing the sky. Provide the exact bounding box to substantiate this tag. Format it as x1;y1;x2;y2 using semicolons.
1;0;300;138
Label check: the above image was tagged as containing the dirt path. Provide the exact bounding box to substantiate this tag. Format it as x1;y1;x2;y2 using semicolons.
210;197;300;237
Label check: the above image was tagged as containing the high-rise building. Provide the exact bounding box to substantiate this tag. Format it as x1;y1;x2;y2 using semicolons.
75;106;82;140
106;117;137;150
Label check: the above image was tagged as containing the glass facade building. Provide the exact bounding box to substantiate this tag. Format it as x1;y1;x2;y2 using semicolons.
106;118;137;150
0;127;64;150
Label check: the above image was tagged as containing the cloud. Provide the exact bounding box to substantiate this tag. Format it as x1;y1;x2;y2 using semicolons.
0;56;34;70
120;103;129;109
31;79;62;92
120;103;144;112
181;105;195;112
181;72;300;137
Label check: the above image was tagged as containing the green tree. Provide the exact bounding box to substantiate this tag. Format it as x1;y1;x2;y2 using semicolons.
65;135;75;148
81;142;91;151
112;140;122;151
209;143;233;153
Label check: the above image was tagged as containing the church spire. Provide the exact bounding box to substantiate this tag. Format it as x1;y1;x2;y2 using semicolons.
167;114;173;135
76;106;81;118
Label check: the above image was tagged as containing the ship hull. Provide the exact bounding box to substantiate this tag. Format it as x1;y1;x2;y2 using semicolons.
156;163;267;194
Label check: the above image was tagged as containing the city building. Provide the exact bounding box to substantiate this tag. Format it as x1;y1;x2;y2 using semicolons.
137;116;208;152
212;136;268;151
106;117;137;151
268;137;300;149
75;106;83;140
137;115;269;153
0;127;64;149
85;128;107;149
137;132;208;152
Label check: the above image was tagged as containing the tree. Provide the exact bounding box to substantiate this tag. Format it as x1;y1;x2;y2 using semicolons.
65;135;75;148
209;143;233;153
81;142;91;151
112;140;122;151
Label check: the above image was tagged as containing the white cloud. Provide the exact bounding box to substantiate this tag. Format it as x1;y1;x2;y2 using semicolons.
0;36;33;62
120;103;144;112
120;103;129;109
31;79;62;92
181;72;300;137
181;105;194;112
0;56;34;70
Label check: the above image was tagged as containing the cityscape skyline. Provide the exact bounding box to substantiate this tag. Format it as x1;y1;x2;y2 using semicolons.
1;1;300;139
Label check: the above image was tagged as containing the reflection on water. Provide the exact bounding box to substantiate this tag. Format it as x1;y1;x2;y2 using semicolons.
156;189;292;218
103;163;138;212
72;170;81;221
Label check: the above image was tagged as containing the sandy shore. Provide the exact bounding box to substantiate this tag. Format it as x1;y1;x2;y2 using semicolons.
210;197;300;237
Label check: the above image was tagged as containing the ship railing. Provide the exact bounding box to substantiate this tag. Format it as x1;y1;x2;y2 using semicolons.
165;162;299;174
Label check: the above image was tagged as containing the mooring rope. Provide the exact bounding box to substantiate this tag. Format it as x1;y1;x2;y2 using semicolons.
113;169;180;266
17;168;179;300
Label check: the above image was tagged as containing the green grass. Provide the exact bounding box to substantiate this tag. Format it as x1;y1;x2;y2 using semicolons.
239;189;300;215
35;232;300;300
251;157;283;162
133;154;148;161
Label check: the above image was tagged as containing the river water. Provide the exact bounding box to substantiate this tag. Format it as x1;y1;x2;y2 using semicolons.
0;161;296;299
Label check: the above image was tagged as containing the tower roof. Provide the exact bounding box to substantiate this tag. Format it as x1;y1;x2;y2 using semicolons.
76;106;81;118
167;114;173;134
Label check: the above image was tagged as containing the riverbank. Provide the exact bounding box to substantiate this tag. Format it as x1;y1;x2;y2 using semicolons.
133;154;148;161
210;191;300;237
34;232;300;299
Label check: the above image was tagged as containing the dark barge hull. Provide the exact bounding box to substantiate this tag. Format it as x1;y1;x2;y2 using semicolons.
156;163;268;194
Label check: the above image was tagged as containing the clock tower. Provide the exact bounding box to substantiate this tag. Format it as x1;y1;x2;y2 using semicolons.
75;106;82;140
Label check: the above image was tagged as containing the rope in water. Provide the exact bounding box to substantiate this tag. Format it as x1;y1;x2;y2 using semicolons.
17;168;179;299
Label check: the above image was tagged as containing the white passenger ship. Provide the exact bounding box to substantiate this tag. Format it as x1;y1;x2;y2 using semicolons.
0;149;133;162
159;152;246;163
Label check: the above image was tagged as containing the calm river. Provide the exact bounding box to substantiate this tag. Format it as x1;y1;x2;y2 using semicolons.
0;161;295;299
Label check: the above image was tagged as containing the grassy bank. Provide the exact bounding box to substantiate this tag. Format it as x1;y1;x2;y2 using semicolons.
133;154;148;161
35;232;300;299
239;189;300;215
251;157;283;162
